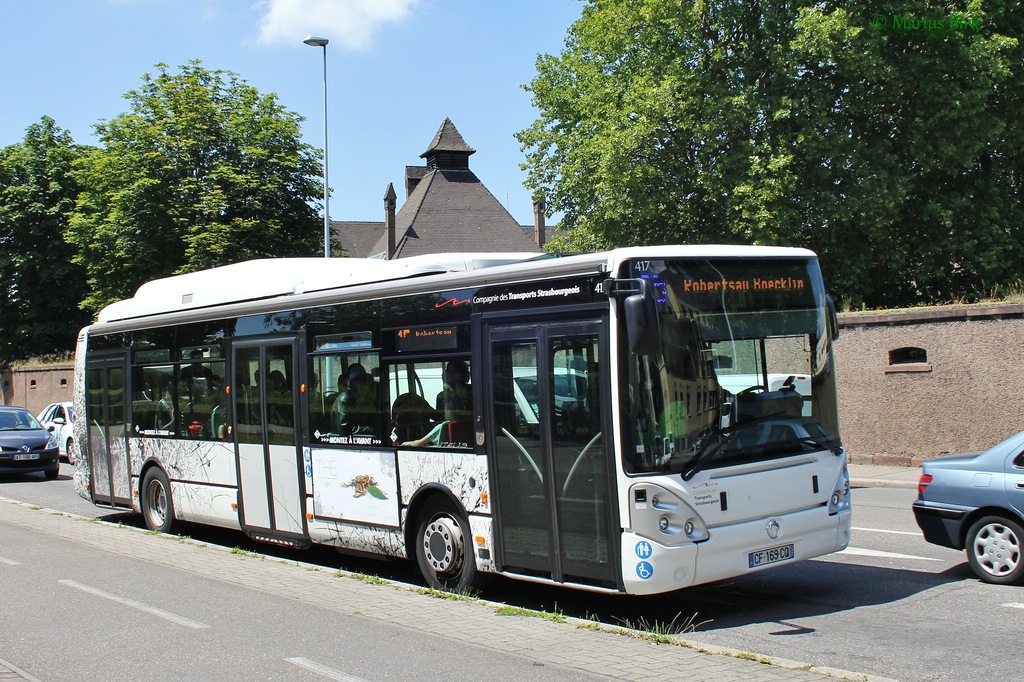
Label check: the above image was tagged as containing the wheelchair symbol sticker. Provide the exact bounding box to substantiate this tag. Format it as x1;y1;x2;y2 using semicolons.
635;541;653;559
635;561;654;580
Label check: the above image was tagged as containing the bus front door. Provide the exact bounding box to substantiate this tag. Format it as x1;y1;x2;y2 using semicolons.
484;319;619;589
231;339;307;545
85;353;131;507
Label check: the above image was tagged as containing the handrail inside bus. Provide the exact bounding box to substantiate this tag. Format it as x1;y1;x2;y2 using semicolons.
500;427;543;483
563;431;603;495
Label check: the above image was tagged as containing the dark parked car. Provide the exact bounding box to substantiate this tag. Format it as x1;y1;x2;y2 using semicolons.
913;431;1024;585
0;406;60;480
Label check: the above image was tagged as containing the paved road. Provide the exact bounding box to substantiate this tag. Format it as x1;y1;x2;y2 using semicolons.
0;468;895;682
9;462;1001;682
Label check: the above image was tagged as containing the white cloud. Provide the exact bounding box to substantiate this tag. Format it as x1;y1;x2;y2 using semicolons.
255;0;421;50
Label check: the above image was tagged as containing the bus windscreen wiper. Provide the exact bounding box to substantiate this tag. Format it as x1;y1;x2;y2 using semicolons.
798;437;843;456
682;431;735;481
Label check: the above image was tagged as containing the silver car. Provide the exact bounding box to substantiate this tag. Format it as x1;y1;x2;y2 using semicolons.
913;431;1024;585
37;400;76;464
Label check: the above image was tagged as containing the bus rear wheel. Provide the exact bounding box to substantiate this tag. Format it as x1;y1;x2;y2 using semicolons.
414;498;483;594
141;467;176;534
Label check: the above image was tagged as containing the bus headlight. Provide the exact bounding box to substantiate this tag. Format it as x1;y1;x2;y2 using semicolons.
828;464;851;515
630;483;708;545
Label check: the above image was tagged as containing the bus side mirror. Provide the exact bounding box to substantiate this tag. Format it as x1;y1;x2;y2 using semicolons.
625;293;662;356
826;295;840;340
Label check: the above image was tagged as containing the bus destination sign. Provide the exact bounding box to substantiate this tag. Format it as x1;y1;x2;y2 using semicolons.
395;325;459;353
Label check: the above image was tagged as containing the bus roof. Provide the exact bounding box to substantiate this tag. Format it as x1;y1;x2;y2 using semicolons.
94;244;817;325
96;252;544;323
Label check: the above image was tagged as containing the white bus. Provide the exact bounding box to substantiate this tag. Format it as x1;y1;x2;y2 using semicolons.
73;245;851;595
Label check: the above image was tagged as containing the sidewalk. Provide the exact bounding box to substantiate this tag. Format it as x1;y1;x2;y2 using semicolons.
0;496;899;682
848;462;920;490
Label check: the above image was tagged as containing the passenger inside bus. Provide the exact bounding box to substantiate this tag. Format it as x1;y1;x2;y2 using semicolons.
156;382;175;431
391;391;438;444
403;359;472;447
435;360;472;423
266;370;292;428
331;364;379;435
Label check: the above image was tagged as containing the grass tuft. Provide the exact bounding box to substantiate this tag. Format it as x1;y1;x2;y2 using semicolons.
494;605;567;623
230;546;265;559
417;587;478;602
350;572;386;585
612;611;711;641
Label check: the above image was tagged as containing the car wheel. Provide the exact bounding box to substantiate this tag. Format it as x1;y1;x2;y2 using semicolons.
66;438;76;465
414;497;487;594
141;467;176;534
966;515;1024;585
44;463;60;481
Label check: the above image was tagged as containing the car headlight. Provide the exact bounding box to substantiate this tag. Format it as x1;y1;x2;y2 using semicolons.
46;431;59;450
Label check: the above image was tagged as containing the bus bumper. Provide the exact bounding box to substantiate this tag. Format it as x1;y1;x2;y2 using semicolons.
621;506;851;595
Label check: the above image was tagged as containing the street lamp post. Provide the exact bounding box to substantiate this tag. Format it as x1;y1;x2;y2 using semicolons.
304;36;331;257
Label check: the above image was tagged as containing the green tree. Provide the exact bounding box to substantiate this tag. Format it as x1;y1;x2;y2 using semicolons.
519;1;1023;307
69;61;323;312
0;117;93;363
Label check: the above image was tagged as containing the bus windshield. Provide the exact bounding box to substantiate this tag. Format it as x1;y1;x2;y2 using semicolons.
624;257;840;476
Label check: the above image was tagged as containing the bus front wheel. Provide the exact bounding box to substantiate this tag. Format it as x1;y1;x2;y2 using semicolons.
415;498;482;594
141;467;176;534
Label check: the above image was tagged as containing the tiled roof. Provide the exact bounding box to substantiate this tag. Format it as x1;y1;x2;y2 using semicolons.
367;167;541;259
421;117;476;157
333;220;385;258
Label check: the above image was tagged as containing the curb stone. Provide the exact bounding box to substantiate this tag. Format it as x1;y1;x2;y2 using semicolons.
0;658;41;682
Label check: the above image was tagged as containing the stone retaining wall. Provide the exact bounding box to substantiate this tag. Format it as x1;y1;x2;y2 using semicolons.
1;365;75;415
836;304;1024;465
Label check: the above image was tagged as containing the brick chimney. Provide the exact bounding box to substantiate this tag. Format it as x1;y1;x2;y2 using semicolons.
384;182;397;259
533;196;546;248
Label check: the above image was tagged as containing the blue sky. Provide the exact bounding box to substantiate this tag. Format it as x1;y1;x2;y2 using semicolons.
0;0;584;226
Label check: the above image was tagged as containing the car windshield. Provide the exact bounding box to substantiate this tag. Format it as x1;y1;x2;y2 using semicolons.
0;410;43;431
623;257;841;476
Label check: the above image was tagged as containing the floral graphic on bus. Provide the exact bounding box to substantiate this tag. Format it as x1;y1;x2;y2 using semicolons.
343;474;388;500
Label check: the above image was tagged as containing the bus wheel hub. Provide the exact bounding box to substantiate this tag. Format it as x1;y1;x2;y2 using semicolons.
423;515;463;573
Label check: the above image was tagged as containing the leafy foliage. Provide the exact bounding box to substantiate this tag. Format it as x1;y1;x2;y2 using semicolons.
68;61;323;312
0;117;93;364
519;1;1024;307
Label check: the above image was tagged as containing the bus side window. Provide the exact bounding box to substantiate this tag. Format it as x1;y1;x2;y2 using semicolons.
132;365;175;436
311;352;384;443
392;359;473;449
179;356;224;439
